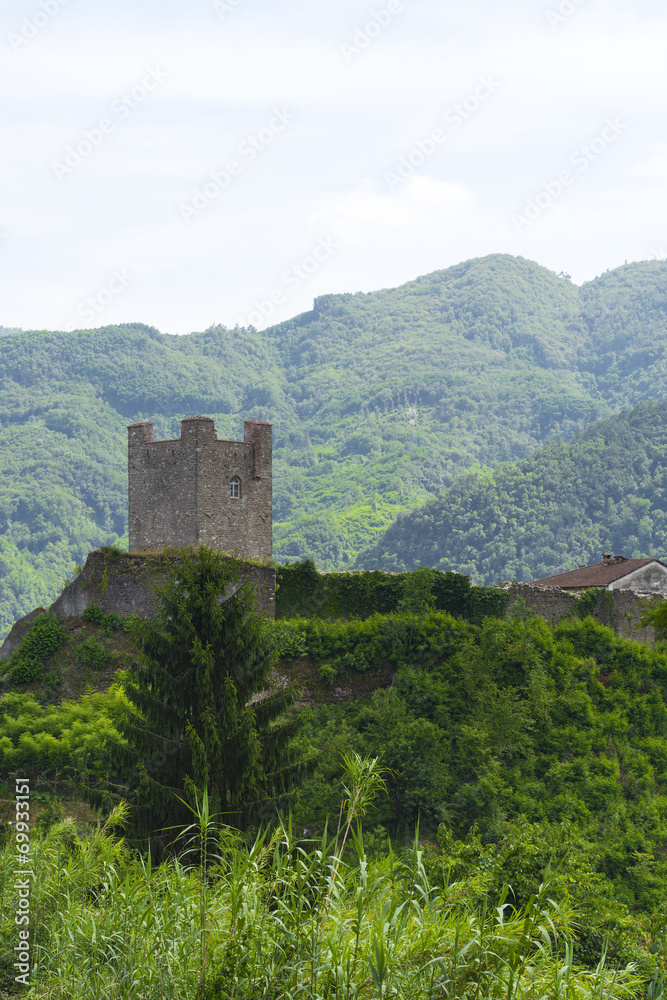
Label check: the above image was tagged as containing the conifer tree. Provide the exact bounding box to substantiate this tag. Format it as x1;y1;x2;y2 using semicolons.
104;547;305;850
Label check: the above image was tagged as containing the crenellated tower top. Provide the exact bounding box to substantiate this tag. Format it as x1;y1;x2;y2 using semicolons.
127;416;272;561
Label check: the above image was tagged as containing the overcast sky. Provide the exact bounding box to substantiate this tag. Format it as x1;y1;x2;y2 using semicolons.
1;0;665;334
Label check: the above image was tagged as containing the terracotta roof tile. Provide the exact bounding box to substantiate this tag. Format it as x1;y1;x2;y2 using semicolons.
532;558;665;588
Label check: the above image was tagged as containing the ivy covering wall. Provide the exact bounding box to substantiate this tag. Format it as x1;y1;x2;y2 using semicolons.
275;560;511;623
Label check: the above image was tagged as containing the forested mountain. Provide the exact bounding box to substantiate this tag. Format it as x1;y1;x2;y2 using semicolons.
2;253;667;635
356;400;667;582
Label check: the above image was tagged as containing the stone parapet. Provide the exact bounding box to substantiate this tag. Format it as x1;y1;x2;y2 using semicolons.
128;417;272;561
501;582;659;644
54;550;275;620
0;549;275;660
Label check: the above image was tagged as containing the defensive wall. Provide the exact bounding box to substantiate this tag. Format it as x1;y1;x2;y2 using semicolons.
274;562;662;643
503;582;659;645
0;549;276;660
0;566;661;662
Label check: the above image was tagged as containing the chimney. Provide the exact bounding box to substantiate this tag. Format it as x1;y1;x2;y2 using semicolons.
613;554;626;563
602;553;612;565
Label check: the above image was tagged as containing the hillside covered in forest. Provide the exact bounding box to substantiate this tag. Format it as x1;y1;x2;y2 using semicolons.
357;400;667;583
2;253;667;635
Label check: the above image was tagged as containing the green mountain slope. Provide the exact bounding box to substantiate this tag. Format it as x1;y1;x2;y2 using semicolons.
2;254;667;635
580;263;667;403
356;400;667;582
269;254;606;561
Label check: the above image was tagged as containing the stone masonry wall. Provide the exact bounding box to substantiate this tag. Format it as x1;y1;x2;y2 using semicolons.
504;583;660;645
128;421;197;549
128;417;272;561
50;550;276;620
0;550;276;660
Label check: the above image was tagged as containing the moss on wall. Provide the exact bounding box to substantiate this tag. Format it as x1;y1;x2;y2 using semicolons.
275;560;511;623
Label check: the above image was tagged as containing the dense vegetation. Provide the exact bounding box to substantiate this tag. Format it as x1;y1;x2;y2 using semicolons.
357;399;667;582
3;601;667;944
1;797;660;998
3;255;667;635
2;536;667;994
275;560;511;621
279;610;667;919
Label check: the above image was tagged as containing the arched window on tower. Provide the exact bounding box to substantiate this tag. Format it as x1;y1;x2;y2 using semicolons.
230;476;241;499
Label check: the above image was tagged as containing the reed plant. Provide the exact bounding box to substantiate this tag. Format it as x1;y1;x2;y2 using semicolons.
0;763;654;1000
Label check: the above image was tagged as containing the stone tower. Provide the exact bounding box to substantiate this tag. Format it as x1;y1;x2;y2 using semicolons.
127;416;272;561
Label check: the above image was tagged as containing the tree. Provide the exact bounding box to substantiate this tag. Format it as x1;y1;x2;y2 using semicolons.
104;547;306;850
355;688;450;834
397;565;435;615
640;598;667;640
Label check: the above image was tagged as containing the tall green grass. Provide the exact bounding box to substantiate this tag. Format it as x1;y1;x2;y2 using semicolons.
1;808;651;1000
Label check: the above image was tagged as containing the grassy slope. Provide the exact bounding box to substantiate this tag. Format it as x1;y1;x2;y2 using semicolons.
2;255;667;634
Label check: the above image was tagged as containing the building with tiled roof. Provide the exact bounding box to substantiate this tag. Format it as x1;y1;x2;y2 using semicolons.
531;553;667;594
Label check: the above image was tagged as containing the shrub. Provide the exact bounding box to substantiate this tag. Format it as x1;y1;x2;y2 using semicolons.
45;670;63;691
34;798;65;834
276;611;470;675
9;657;44;685
75;638;115;671
20;615;65;661
100;613;123;637
318;663;338;686
276;622;308;660
83;605;124;636
275;562;510;622
82;605;105;626
100;544;124;562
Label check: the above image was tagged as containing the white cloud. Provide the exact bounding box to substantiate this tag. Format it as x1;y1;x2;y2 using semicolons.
310;176;473;246
631;150;667;178
0;0;666;332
